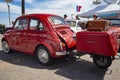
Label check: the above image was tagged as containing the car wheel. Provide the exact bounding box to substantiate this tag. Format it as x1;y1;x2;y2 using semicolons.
36;46;54;66
2;41;11;54
93;55;112;69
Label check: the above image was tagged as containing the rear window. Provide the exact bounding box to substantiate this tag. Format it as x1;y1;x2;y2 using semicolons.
50;16;67;25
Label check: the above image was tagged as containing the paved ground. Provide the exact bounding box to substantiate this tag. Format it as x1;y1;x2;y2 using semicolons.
0;34;120;80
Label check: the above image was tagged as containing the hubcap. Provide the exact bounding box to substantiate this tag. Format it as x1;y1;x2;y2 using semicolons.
96;57;108;66
2;41;10;53
38;49;48;63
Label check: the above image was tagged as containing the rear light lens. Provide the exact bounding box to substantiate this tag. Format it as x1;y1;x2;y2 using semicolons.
60;42;66;51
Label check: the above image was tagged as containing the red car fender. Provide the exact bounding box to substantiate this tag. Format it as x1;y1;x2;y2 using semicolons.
36;42;56;57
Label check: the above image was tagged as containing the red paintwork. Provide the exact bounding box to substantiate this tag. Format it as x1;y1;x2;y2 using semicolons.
76;30;119;56
111;26;120;46
111;26;120;38
2;14;76;57
54;26;76;49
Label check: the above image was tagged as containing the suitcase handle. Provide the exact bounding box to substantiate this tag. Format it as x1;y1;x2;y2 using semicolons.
87;28;103;31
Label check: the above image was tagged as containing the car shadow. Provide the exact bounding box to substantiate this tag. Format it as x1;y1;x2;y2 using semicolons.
0;50;108;80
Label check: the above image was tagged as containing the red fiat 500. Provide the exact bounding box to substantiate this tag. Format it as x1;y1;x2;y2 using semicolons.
2;14;76;65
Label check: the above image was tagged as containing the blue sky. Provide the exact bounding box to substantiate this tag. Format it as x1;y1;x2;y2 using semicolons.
0;0;106;26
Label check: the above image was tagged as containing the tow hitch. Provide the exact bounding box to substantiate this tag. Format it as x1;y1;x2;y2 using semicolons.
66;50;84;62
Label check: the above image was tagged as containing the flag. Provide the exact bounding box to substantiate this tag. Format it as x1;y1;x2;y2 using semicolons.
76;5;82;12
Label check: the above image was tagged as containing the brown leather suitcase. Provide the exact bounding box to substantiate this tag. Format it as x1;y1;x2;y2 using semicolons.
87;20;110;31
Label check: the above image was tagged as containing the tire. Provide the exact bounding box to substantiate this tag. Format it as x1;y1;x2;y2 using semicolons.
2;40;11;54
36;46;54;66
93;55;112;69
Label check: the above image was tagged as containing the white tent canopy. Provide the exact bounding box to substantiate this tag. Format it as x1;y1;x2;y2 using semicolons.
78;4;120;18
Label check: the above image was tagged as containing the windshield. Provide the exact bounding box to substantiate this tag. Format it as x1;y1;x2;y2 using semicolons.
109;19;120;26
50;16;67;25
67;21;76;27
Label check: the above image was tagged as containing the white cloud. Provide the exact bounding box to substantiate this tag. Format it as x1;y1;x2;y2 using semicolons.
26;0;104;17
24;0;92;18
13;0;34;4
25;0;77;17
0;0;99;15
0;0;107;25
0;2;8;12
31;0;74;9
10;4;21;14
25;0;34;4
0;2;21;14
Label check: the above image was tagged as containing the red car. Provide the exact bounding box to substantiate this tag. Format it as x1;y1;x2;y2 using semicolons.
2;14;76;65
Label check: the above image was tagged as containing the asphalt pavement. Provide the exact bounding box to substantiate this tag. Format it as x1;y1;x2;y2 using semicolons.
0;34;120;80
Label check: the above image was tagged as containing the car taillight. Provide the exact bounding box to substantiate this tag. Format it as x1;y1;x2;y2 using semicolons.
60;42;66;51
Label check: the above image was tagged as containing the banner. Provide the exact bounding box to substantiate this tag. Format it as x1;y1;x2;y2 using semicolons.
76;5;82;12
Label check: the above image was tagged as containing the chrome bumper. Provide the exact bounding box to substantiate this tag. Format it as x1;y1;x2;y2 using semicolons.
56;51;67;56
118;39;120;44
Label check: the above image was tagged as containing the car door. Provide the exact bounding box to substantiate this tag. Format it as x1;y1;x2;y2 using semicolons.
26;18;46;54
12;18;28;51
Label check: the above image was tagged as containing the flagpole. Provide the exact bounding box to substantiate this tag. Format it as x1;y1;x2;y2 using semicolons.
76;0;78;15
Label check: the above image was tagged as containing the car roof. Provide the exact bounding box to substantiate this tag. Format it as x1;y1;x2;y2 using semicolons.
17;14;61;19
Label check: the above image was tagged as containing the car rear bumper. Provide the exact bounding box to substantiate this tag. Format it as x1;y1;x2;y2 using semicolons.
118;39;120;44
56;51;67;56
